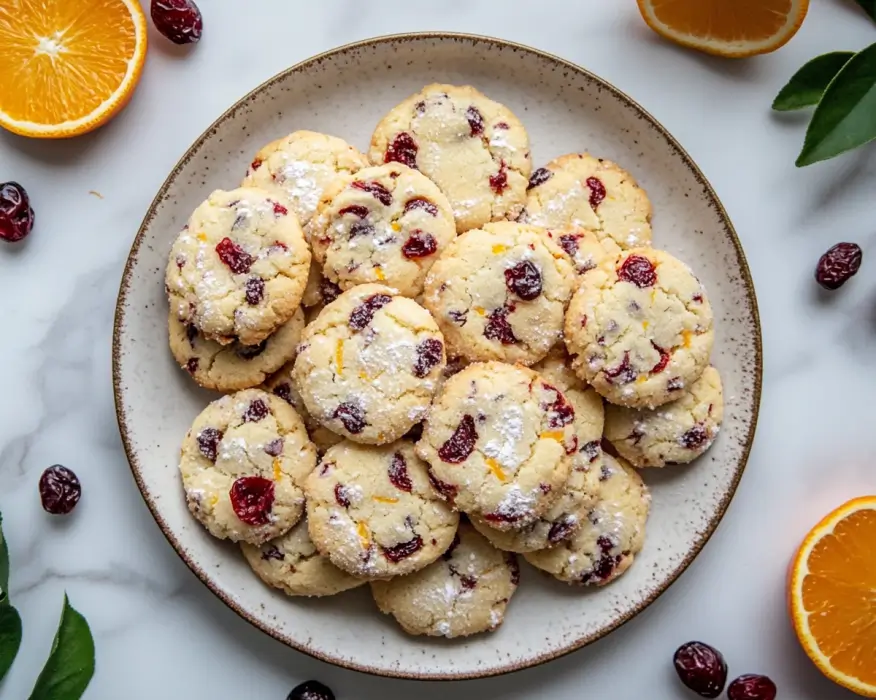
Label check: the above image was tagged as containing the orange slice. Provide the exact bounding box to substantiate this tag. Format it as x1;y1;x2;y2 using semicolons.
789;496;876;697
0;0;147;138
636;0;809;58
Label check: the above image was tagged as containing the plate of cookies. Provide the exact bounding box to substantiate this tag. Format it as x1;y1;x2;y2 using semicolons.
113;33;761;679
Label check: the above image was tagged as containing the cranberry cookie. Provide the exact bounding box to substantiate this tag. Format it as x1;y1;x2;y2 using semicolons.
370;522;519;638
605;365;723;468
369;84;531;232
564;248;714;408
520;153;652;250
166;188;311;346
305;440;459;579
416;362;576;530
423;221;575;366
309;163;456;297
180;389;317;545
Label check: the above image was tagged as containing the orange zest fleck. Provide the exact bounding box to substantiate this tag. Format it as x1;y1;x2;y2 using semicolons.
485;457;507;482
335;339;344;375
391;221;402;232
208;494;219;507
372;495;399;504
492;244;508;254
374;266;386;281
682;330;693;348
642;320;649;330
539;431;564;442
196;232;207;242
473;307;486;316
273;459;282;481
356;522;370;547
636;375;648;384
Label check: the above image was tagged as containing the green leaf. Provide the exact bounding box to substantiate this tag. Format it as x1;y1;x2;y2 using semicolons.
0;605;22;683
773;52;856;110
0;512;9;605
29;595;95;700
854;0;876;21
797;42;876;166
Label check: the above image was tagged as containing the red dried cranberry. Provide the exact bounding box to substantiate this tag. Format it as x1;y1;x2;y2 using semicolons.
628;425;645;445
197;428;223;462
384;132;418;169
338;204;370;218
150;0;203;44
250;158;263;172
401;230;438;259
489;162;509;194
349;293;392;330
287;680;335;700
581;440;600;463
542;384;575;428
604;352;637;385
429;470;458;501
528;168;552;190
39;465;81;515
271;201;288;216
245;276;265;305
413;338;443;378
264;438;284;457
229;476;274;526
236;339;267;360
673;641;728;698
319;279;341;305
618;254;657;288
667;377;684;391
586;176;606;209
558;233;580;259
334;483;351;508
547;515;577;544
484;306;518;345
243;399;269;423
727;674;777;700
438;414;477;463
351;180;392;206
186;357;199;374
484;510;524;525
382;535;423;562
815;242;863;290
334;402;366;434
0;182;35;243
460;574;478;590
651;342;670;374
215;237;253;274
261;545;284;561
680;424;709;449
272;382;292;404
388;452;413;492
349;220;375;238
504;261;543;300
403;197;439;216
466;105;485;136
495;122;510;130
507;554;520;585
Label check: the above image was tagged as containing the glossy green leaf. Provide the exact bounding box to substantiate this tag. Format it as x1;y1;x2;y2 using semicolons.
854;0;876;21
0;512;9;605
773;52;855;110
29;595;94;700
0;605;22;683
797;42;876;166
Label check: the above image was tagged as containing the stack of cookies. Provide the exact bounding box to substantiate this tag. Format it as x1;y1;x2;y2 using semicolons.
166;84;724;639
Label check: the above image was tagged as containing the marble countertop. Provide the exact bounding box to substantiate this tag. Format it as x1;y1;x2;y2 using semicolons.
2;1;875;698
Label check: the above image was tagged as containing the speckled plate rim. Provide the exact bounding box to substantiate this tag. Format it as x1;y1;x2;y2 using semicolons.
112;31;763;680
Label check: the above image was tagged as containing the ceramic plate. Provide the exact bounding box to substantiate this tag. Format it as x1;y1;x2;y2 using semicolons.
113;33;762;679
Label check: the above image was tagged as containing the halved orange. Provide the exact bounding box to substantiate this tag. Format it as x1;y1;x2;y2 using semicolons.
0;0;148;138
789;496;876;697
636;0;809;58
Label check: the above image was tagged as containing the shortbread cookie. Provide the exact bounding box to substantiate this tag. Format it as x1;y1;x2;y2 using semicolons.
180;389;317;545
370;522;519;638
605;365;723;467
423;221;575;365
416;362;576;530
369;84;531;232
305;440;459;579
166;188;311;346
564;248;714;409
309;163;456;297
524;453;650;586
293;284;446;444
263;365;343;453
241;517;365;597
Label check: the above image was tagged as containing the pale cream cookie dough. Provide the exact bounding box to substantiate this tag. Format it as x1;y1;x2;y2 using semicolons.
369;84;531;232
546;226;619;279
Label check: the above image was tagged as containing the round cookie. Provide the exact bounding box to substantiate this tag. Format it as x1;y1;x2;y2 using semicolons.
605;365;723;468
292;284;446;444
241;517;365;597
369;83;531;233
520;153;652;250
416;362;576;530
423;221;575;366
241;130;370;229
166;187;311;346
309;163;456;297
180;389;317;545
524;453;650;586
169;307;305;392
305;440;459;579
370;522;519;638
564;248;714;409
546;226;619;279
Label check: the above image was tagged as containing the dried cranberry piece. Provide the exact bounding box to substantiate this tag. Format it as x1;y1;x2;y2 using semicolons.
413;338;443;378
245;277;265;305
197;428;223;462
351;180;392;206
673;641;728;698
334;402;366;434
815;242;863;290
319;279;341;305
272;382;293;404
338;204;370;219
466;105;485;136
243;399;269;423
349;220;375;238
484;511;524;525
504;261;543;300
401;230;438;259
489;162;509;194
727;674;777;700
150;0;203;45
382;535;424;562
680;424;709;449
261;545;284;562
618;254;657;288
215;237;254;274
484;306;518;345
580;440;600;463
460;574;478;590
384;132;418;169
528;168;552;190
403;197;439;216
604;352;636;385
542;384;575;428
429;470;458;501
507;554;520;585
334;483;351;508
250;158;263;172
667;377;684;392
236;339;267;360
185;324;198;346
264;438;284;457
628;425;645;445
349;293;392;330
39;465;81;515
448;309;467;326
547;515;577;544
558;233;580;260
586;176;606;209
229;476;275;526
0;182;35;243
186;358;199;374
287;680;335;700
495;122;510;130
388;452;413;492
271;201;289;216
438;414;477;463
651;342;670;374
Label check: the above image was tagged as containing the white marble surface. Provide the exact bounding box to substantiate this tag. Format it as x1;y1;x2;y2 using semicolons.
1;1;874;698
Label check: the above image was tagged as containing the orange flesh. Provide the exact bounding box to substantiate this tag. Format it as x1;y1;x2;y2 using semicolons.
648;0;793;41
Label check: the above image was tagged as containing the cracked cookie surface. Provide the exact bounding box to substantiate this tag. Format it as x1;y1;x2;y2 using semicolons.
305;440;459;579
416;362;576;530
520;153;652;250
564;247;714;409
370;521;519;638
546;226;619;281
180;389;317;545
605;365;723;467
369;84;531;233
423;221;575;366
308;163;456;297
166;187;311;346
